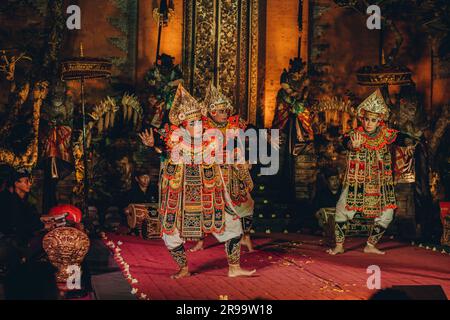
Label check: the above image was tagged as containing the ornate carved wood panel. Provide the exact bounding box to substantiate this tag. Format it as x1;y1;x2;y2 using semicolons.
182;0;260;124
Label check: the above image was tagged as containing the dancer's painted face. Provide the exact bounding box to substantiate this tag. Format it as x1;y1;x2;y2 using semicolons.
185;120;202;138
210;106;229;124
361;112;381;133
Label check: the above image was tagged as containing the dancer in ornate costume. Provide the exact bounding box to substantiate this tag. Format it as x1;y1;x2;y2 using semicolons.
327;89;400;255
139;84;256;278
190;83;256;253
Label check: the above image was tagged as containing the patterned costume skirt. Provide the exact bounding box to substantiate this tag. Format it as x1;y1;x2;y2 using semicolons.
159;161;227;239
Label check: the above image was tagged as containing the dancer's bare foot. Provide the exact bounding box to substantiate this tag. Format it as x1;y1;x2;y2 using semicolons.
170;266;191;279
326;244;345;255
228;265;256;278
364;243;385;255
189;240;204;252
241;235;255;252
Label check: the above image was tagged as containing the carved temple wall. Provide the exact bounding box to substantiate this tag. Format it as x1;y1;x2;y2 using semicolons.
54;0;450;124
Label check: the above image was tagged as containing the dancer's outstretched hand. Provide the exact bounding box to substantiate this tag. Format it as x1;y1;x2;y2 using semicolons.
350;132;364;149
139;129;155;147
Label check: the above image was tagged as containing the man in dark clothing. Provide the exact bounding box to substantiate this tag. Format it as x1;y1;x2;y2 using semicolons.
1;168;60;300
0;165;16;276
0;168;45;267
125;168;158;205
6;169;43;242
313;168;342;211
120;167;158;233
0;165;15;235
130;168;158;204
312;167;342;234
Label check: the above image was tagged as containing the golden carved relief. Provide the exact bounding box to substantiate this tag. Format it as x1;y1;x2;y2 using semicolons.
183;0;259;125
237;0;249;117
218;0;238;101
193;0;215;98
248;0;259;125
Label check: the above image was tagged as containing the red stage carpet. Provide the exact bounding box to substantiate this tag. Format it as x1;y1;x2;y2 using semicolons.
102;233;450;300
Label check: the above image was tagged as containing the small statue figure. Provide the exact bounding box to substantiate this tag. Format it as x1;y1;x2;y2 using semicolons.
271;58;316;202
272;58;314;143
40;80;74;213
391;83;433;239
144;53;183;128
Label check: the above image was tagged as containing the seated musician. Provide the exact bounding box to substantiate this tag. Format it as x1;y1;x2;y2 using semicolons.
122;167;158;235
0;168;50;270
125;167;158;205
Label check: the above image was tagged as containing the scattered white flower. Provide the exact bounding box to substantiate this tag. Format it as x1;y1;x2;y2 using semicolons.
132;279;138;284
117;241;123;246
131;288;138;295
140;293;147;299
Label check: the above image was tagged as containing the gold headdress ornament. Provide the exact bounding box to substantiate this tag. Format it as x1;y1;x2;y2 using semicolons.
204;82;234;114
356;89;390;119
169;84;204;126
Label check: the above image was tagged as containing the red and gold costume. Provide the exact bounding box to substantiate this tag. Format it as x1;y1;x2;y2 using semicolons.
157;87;229;240
202;83;255;234
344;124;398;217
333;89;398;248
151;84;248;276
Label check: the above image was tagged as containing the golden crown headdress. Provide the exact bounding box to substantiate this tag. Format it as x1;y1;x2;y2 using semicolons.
356;89;389;119
204;82;234;114
169;84;204;126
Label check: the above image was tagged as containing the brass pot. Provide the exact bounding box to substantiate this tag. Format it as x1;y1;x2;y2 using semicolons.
42;227;90;283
